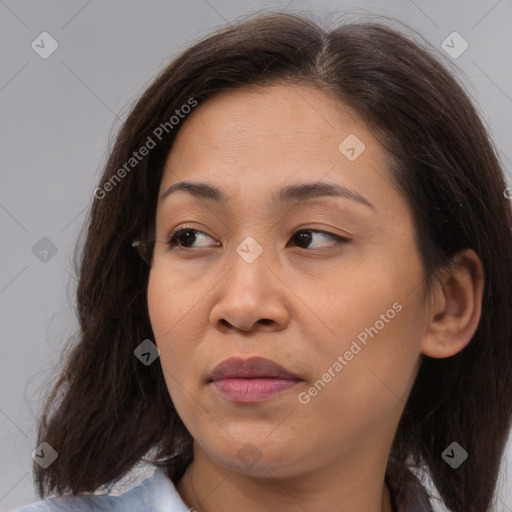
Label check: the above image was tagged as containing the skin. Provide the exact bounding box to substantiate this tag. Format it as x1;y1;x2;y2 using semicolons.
146;84;484;512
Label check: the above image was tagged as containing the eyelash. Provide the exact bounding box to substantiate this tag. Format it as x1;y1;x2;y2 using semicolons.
167;227;349;251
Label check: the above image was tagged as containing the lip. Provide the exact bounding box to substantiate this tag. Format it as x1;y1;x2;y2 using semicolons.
209;357;301;403
209;356;300;381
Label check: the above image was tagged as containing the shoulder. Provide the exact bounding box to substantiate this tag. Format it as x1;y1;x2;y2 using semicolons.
12;466;190;512
12;488;145;512
12;503;49;512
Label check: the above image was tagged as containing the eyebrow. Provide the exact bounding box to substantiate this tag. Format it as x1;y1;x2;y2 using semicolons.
160;180;374;210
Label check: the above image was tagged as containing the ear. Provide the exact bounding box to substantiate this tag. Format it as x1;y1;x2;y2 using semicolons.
420;248;485;358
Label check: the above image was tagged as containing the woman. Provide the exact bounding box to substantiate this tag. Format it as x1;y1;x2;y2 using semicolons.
15;11;512;512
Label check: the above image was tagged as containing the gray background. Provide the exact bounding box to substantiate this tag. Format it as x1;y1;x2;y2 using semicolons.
1;1;511;510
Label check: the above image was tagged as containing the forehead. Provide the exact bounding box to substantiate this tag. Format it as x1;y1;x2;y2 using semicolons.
166;84;372;165
157;84;401;223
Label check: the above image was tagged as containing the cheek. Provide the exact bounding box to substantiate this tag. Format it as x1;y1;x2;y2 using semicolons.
147;269;171;339
295;307;423;463
147;267;209;389
302;262;426;424
147;266;204;341
147;269;192;382
147;273;211;450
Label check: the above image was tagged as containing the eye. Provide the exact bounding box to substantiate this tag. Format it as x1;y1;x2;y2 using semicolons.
167;227;348;251
288;229;348;249
167;227;220;250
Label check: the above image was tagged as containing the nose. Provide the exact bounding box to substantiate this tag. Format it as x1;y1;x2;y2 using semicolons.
209;244;291;333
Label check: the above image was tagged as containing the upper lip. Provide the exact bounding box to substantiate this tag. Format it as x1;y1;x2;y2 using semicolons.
209;357;301;381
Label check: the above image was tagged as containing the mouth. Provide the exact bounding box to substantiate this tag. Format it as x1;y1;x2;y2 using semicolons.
208;356;302;403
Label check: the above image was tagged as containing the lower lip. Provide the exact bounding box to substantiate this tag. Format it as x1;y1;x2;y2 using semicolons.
211;378;300;403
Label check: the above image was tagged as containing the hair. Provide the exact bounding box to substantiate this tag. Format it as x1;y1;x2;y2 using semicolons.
33;11;512;512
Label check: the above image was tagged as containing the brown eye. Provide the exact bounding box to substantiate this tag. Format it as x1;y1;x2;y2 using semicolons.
168;228;219;249
166;227;348;252
289;229;349;249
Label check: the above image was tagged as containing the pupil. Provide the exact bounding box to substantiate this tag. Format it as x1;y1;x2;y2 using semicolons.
180;230;196;246
294;230;311;248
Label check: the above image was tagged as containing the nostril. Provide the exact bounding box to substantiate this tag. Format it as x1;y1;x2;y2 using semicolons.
259;319;272;325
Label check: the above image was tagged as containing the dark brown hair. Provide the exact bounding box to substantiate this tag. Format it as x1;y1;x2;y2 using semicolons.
34;11;512;512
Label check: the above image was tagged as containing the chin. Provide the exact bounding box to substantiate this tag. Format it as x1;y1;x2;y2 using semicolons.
202;436;312;479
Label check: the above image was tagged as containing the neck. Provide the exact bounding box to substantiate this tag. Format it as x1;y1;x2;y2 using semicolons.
175;441;395;512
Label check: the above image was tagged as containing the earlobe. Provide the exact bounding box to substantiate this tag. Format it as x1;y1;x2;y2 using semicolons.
420;248;485;359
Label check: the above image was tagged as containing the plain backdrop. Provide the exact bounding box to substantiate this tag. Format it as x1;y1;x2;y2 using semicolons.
1;1;511;511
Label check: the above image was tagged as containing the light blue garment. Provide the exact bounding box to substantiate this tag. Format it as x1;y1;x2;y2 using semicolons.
12;467;191;512
13;463;434;512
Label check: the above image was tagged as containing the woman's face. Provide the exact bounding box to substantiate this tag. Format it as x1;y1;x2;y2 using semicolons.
147;84;431;478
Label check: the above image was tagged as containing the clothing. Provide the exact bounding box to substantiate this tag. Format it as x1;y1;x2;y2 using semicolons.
13;464;434;512
12;466;188;512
